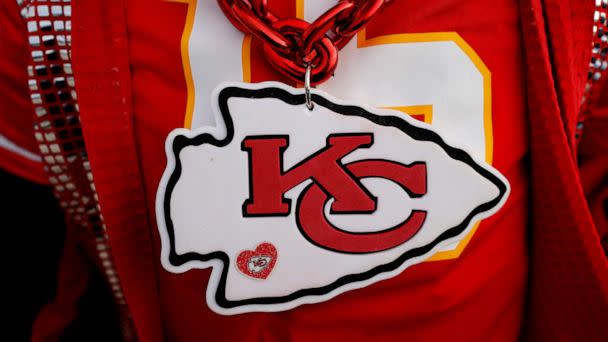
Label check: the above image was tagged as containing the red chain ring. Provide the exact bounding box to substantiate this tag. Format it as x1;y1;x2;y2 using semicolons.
218;0;388;85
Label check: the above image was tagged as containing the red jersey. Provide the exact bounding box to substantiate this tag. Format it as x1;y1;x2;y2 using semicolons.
80;0;531;340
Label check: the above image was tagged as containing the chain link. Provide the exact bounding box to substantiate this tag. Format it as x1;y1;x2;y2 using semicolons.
218;0;390;85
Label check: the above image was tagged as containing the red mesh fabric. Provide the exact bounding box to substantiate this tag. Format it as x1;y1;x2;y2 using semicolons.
542;0;594;151
520;0;608;339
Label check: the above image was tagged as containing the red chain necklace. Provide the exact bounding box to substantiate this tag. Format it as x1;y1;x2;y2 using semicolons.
217;0;391;85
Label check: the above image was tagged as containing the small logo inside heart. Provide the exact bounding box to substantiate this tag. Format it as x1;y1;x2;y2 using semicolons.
236;242;277;280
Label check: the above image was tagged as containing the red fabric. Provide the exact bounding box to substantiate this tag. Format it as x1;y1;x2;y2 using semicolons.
0;148;47;186
71;1;164;341
31;227;92;342
541;0;594;151
73;0;531;340
579;78;608;265
0;1;46;185
9;1;136;340
519;0;608;340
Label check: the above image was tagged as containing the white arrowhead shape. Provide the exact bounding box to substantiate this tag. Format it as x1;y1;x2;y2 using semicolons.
156;82;509;315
